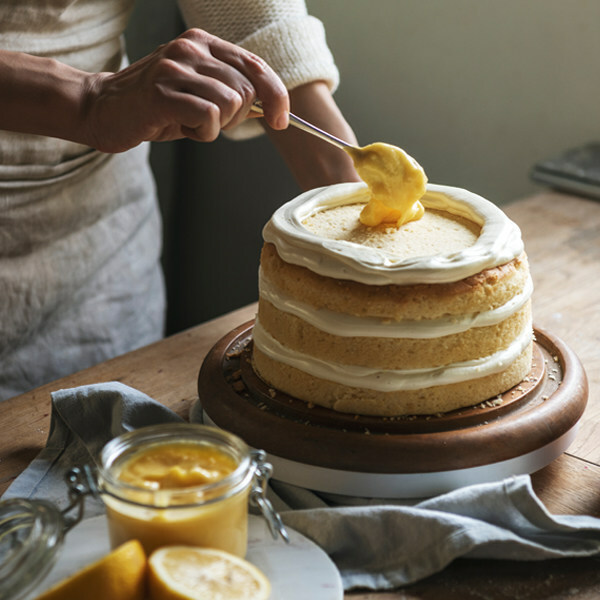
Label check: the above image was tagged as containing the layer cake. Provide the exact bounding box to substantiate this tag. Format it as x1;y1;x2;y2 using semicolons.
252;182;533;416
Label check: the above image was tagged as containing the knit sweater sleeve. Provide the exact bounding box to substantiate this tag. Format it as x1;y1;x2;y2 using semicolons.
177;0;340;139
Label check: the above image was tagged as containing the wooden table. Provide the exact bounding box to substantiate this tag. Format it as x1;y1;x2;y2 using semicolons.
1;191;599;598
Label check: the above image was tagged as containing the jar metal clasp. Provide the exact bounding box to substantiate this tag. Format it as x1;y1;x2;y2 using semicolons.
60;465;99;533
249;450;289;544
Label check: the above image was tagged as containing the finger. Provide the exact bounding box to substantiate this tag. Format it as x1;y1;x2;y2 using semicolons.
179;97;222;142
206;36;289;130
148;50;252;131
185;63;261;130
179;73;250;129
156;84;224;141
160;32;273;130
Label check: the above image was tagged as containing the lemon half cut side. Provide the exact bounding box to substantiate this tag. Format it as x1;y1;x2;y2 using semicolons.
148;545;271;600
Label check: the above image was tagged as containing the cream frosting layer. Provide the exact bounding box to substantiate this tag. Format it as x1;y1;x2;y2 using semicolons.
252;319;533;392
259;269;534;339
262;182;524;285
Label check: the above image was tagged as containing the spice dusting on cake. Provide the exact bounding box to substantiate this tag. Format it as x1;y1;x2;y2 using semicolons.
302;205;480;260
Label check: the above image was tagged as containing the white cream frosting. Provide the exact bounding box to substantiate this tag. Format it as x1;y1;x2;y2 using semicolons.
253;318;533;392
262;182;525;285
259;269;533;339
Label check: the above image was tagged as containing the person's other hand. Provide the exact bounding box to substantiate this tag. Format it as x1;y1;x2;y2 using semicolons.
261;81;361;190
83;29;289;152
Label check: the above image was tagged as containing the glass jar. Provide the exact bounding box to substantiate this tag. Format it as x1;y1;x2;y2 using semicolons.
0;467;92;600
0;425;285;599
96;423;283;557
0;499;64;600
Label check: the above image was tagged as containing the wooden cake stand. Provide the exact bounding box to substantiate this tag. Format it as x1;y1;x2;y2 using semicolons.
195;321;588;498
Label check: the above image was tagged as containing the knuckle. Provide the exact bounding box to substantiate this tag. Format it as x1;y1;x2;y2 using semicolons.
153;57;180;78
182;28;211;43
242;51;268;74
163;36;202;61
223;89;244;114
201;102;222;131
237;81;256;104
193;121;220;142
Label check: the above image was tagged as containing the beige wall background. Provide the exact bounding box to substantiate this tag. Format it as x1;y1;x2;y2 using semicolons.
308;0;600;204
127;1;600;331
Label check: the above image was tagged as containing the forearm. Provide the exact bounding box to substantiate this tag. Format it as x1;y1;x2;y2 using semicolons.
262;81;360;190
0;50;92;145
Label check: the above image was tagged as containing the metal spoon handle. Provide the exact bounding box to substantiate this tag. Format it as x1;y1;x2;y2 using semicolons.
250;101;355;151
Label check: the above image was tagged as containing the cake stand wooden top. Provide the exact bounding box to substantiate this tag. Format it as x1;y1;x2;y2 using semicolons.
197;321;588;474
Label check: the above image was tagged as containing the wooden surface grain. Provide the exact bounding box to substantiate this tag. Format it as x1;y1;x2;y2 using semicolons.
505;193;600;466
1;191;599;598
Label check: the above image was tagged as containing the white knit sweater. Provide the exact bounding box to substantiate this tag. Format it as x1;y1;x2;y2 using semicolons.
178;0;340;138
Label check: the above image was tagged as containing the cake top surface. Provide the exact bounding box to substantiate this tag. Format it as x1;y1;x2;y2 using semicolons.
262;182;524;285
302;204;480;262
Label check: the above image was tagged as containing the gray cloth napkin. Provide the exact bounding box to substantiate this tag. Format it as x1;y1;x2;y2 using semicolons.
4;382;600;591
277;478;600;589
3;382;183;515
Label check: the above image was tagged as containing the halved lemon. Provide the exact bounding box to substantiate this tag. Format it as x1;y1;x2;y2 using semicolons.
148;546;271;600
34;539;146;600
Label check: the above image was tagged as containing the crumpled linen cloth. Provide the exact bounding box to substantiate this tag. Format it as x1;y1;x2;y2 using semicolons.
4;382;600;591
3;382;182;513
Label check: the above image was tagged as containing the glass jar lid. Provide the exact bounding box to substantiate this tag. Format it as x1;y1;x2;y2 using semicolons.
0;498;64;600
0;466;98;600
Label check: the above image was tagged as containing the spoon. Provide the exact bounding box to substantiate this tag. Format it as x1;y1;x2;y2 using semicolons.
250;101;427;227
250;101;357;150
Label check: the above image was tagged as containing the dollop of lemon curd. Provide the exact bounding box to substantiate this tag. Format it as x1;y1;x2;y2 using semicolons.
346;142;427;227
104;442;249;557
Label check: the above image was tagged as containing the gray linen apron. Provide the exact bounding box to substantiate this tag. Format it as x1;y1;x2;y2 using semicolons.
0;0;165;400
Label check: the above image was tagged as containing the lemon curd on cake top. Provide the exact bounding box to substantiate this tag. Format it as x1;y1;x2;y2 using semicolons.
252;182;533;416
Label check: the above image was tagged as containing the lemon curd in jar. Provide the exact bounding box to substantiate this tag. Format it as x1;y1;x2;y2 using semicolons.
98;425;254;557
116;443;237;490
